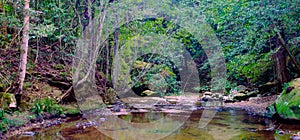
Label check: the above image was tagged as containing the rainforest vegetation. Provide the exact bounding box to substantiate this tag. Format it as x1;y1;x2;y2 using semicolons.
0;0;299;139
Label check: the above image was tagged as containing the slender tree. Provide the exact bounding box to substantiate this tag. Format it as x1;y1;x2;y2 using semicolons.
16;0;30;101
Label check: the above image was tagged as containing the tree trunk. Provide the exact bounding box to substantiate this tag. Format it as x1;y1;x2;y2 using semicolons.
16;0;30;104
275;47;288;85
112;29;119;89
276;31;300;73
105;45;110;82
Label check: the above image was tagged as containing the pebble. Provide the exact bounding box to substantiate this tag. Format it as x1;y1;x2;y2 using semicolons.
75;124;80;128
22;131;36;136
278;130;285;135
99;118;106;122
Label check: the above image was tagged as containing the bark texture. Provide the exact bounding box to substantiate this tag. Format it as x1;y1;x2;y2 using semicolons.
17;0;30;96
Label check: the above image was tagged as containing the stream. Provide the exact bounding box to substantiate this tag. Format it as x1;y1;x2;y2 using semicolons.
9;109;300;140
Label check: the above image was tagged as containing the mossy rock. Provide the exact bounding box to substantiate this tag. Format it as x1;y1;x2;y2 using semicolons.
41;84;53;93
274;78;300;120
233;93;247;101
105;88;118;104
0;92;16;109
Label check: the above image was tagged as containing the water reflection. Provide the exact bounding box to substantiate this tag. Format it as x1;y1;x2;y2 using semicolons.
11;110;300;140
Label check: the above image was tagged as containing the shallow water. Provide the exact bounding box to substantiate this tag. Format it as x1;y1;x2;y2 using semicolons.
10;109;300;140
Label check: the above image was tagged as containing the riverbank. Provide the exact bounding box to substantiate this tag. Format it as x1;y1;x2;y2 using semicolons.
224;95;277;116
1;93;282;139
1;111;82;139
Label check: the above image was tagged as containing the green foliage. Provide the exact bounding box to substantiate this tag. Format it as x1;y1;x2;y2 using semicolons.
31;98;64;117
193;85;209;93
23;82;32;90
65;108;80;115
200;0;300;85
280;82;291;94
0;109;29;132
132;62;181;96
0;109;14;132
31;24;57;39
53;64;65;70
60;72;67;77
225;81;237;94
32;98;43;116
0;93;11;108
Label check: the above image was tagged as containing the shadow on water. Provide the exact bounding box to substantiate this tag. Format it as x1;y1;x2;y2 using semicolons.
10;110;300;140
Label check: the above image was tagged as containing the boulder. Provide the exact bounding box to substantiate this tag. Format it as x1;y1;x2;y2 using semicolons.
274;78;300;120
246;90;259;97
204;91;213;96
167;99;178;105
199;92;223;102
141;90;155;96
230;85;248;94
223;94;234;103
41;84;53;93
233;93;247;101
53;89;62;97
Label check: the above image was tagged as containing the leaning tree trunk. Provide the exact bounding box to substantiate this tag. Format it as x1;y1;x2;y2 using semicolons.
275;46;288;86
276;31;300;73
16;0;30;105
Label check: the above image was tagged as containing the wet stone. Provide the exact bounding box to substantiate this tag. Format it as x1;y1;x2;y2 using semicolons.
22;132;36;136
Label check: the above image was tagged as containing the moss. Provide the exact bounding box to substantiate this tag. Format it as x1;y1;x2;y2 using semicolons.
105;88;118;104
275;78;300;120
0;92;13;109
65;108;80;115
265;105;276;118
53;64;65;70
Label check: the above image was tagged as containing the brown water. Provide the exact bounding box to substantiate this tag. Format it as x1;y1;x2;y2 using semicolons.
10;109;300;140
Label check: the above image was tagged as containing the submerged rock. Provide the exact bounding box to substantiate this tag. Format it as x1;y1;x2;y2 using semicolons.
274;78;300;120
